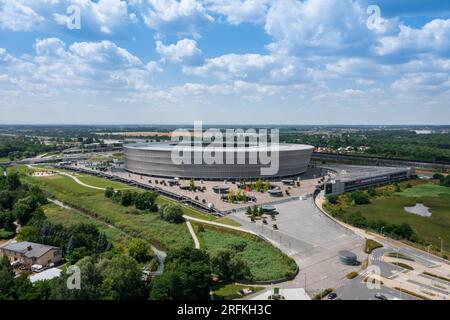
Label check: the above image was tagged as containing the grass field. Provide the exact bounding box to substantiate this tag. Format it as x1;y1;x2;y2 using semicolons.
194;223;297;282
11;165;297;281
338;182;450;255
43;203;129;245
211;283;264;300
19;172;194;251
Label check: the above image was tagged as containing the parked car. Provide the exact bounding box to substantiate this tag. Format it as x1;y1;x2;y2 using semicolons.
328;292;338;300
375;293;388;300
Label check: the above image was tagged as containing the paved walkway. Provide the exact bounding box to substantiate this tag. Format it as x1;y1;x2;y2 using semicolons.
59;172;106;190
186;220;200;249
183;215;258;236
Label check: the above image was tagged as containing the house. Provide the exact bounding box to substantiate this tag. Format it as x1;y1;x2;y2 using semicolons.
0;242;62;269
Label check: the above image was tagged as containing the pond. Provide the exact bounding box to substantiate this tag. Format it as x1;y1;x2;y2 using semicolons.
404;203;432;217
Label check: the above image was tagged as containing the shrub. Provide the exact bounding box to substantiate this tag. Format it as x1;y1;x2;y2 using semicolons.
104;187;114;198
160;204;184;224
327;195;339;204
350;191;370;205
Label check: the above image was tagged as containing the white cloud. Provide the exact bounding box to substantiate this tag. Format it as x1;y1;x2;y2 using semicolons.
206;0;270;25
264;0;375;56
156;39;202;65
137;0;213;35
0;0;44;31
376;19;450;58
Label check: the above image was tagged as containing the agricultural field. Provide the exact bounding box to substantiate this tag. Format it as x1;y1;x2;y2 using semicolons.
194;223;297;282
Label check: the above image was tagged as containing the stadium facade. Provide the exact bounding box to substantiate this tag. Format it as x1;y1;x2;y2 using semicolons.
124;142;314;180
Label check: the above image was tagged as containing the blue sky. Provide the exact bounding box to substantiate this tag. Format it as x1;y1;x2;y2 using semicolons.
0;0;449;125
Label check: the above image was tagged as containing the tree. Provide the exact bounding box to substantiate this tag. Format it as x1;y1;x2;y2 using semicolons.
350;191;370;205
150;247;211;300
16;225;38;242
210;249;251;281
135;192;158;211
104;187;114;198
120;191;134;207
149;271;183;300
188;178;196;192
6;172;21;191
0;191;14;210
128;238;153;263
98;255;146;300
0;255;14;299
160;204;184;224
13;196;38;226
327;195;339;204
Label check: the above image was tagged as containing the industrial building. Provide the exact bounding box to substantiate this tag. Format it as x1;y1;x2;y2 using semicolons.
324;165;415;195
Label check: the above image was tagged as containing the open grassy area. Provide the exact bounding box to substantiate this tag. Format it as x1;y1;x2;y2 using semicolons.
326;180;450;256
75;175;137;190
21;172;193;251
211;283;264;300
43;203;129;245
194;223;297;282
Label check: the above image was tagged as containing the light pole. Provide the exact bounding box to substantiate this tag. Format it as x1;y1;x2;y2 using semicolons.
380;226;386;237
427;244;432;260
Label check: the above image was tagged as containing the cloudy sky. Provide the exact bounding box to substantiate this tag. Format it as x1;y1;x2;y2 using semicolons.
0;0;449;125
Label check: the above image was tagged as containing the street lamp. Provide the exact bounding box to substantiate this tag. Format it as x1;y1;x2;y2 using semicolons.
438;237;444;256
380;226;386;237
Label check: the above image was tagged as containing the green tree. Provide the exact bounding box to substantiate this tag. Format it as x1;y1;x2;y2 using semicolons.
6;172;21;191
104;187;114;198
327;195;339;204
120;191;134;207
160;204;184;224
150;247;211;300
210;249;251;281
99;255;146;300
350;191;370;205
135;192;158;211
0;255;14;299
128;238;153;263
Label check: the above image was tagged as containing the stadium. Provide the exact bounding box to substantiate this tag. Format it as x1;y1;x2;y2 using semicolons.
124;142;314;180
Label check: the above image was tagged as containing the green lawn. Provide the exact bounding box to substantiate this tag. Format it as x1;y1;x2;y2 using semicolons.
343;183;450;255
23;173;193;251
211;283;264;300
194;223;297;282
75;174;137;190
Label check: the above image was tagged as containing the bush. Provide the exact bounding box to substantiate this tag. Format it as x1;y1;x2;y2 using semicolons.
127;238;154;264
104;187;114;198
159;204;184;224
327;195;339;204
350;191;370;205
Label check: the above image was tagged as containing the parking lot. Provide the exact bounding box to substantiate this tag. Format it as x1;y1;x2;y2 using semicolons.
230;198;366;295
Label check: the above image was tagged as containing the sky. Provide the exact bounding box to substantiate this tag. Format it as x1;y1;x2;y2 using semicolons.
0;0;449;125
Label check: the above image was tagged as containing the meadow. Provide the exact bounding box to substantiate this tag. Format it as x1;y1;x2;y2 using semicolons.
194;223;297;282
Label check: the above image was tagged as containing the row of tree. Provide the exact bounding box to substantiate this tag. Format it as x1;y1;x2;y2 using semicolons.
105;187;158;212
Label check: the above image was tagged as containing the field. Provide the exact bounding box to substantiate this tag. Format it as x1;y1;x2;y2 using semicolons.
11;165;297;282
194;223;297;282
341;182;450;255
43;203;129;245
18;171;194;251
211;283;264;300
